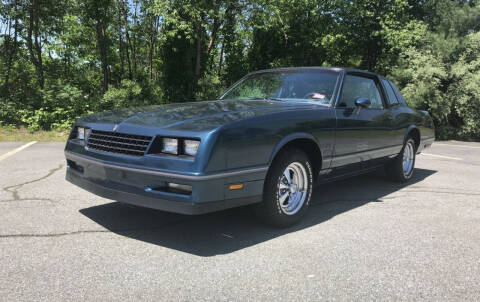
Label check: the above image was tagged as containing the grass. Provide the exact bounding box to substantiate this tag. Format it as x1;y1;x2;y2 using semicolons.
0;126;69;142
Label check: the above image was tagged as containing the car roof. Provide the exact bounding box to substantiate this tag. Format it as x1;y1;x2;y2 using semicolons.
248;66;380;77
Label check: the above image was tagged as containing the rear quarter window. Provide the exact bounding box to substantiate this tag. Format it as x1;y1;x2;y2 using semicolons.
388;81;407;106
381;79;399;106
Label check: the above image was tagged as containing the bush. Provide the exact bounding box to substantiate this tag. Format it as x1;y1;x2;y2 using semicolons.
19;84;92;131
450;32;480;140
391;32;480;141
101;80;143;109
101;79;164;109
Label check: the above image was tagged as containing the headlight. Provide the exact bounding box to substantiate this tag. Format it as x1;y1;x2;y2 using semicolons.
77;127;86;140
152;137;200;157
183;140;200;156
161;138;178;154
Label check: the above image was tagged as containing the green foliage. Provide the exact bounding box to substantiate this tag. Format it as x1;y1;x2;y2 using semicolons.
0;0;479;140
393;48;448;123
389;3;480;140
19;84;90;131
102;80;143;109
450;32;480;139
195;72;224;101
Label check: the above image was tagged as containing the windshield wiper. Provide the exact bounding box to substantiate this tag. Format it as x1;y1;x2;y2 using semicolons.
247;97;284;102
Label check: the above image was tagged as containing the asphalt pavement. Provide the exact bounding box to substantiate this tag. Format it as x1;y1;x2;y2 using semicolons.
1;141;479;301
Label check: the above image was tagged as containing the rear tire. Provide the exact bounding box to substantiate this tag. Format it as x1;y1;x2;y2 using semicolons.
254;148;313;227
385;137;416;182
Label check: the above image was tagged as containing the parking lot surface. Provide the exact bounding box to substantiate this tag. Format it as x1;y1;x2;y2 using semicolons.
1;141;480;301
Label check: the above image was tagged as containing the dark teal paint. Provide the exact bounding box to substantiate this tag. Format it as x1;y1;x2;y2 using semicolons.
65;67;435;215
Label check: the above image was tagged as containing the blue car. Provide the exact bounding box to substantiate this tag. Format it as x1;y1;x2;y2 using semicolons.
65;67;435;227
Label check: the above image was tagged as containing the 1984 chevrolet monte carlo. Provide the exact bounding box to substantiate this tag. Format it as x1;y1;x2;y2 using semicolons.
65;67;435;227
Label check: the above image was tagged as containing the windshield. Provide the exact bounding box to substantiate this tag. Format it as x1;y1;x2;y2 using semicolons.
221;69;340;104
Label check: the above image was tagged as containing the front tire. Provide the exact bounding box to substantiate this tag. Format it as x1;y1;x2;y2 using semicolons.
386;137;416;182
254;148;313;227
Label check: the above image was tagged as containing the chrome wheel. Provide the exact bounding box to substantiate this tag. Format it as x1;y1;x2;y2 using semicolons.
278;162;308;215
402;140;415;177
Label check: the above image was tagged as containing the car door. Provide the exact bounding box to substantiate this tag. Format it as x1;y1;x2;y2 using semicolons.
331;73;393;170
381;79;406;153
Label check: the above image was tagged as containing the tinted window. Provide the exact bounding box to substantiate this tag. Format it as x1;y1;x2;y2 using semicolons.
221;70;339;105
381;79;399;105
338;75;384;109
388;81;407;105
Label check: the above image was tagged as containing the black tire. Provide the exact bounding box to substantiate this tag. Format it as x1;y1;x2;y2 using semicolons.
385;137;416;182
254;148;313;227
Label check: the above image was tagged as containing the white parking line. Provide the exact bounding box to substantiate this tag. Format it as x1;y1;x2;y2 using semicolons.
0;141;37;162
434;143;480;149
420;153;463;161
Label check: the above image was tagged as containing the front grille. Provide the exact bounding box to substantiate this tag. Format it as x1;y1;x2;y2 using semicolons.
86;130;152;156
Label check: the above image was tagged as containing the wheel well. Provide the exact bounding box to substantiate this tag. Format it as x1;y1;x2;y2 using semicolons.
408;128;420;150
272;138;322;178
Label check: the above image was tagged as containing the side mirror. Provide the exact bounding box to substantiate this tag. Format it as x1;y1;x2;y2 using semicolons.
354;97;371;108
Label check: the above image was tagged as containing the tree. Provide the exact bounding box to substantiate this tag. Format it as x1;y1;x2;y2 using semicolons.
450;32;480;139
153;0;226;101
81;0;114;92
0;0;479;140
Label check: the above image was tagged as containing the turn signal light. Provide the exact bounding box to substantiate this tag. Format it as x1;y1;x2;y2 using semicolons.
229;184;244;190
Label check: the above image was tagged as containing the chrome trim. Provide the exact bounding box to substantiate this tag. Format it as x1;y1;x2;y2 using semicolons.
65;151;268;181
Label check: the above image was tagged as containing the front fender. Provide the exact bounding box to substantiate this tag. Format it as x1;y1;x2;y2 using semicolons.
268;132;319;164
404;125;419;144
210;107;336;173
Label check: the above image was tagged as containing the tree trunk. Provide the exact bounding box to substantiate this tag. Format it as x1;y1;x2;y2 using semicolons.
124;30;132;79
148;28;154;80
191;16;220;99
26;0;44;89
95;20;109;92
206;17;220;57
4;3;18;90
148;16;159;80
191;21;202;99
218;38;224;74
132;0;138;75
3;18;11;88
34;24;44;88
117;6;124;78
120;0;134;79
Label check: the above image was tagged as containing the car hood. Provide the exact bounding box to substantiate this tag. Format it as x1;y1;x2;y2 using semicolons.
78;99;327;132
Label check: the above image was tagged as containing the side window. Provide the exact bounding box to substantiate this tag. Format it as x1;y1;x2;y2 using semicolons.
388;81;407;105
338;75;384;109
381;79;399;105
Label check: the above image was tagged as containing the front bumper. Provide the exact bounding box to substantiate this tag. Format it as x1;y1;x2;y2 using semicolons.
65;151;266;215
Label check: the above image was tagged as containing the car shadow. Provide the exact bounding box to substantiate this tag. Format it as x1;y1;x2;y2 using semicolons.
80;168;436;257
